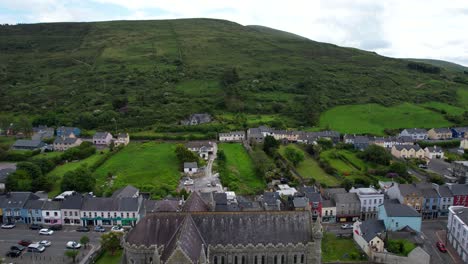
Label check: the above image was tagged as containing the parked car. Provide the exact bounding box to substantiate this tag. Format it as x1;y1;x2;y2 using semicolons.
94;225;106;232
436;241;447;253
418;164;428;169
49;224;63;231
10;245;25;251
111;225;125;233
29;224;43;230
1;223;16;229
39;240;52;247
66;241;81;249
76;226;90;232
5;250;21;258
341;224;353;229
18;240;33;246
39;228;54;235
184;179;194;186
27;243;46;253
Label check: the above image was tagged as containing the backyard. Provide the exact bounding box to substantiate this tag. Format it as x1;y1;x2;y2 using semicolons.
218;143;265;195
322;232;366;262
93;142;180;198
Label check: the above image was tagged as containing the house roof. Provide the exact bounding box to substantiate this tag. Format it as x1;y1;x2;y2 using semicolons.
381;202;420;217
0;192;37;208
145;199;180;213
118;133;129;138
184;162;198;169
323;188;347;199
359;220;386;242
452;207;468;225
432;128;451;134
415;184;439;198
24;199;45;210
425;146;443;153
0;168;15;183
263;192;280;205
402;128;427;134
60;193;84;209
126;211;314;247
54;137;80;144
334;193;360;205
438;185;453;197
398;184;422;196
185;141;212;149
393;144;422;151
354;136;370;144
322;199;335;208
219;131;244;137
93;132;111;139
181;192;210;212
81;197;139;211
453;127;468;133
397;136;415;143
293;197;308;208
42;200;62;210
448;184;468;195
13;139;44;148
111;185;139;199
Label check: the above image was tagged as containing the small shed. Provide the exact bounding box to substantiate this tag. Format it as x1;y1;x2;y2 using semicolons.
184;162;198;174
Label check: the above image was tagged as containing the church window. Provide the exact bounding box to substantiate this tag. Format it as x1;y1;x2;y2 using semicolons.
301;254;304;263
281;255;285;264
294;255;297;263
222;256;225;264
254;256;258;264
235;256;238;264
274;255;278;264
261;256;265;264
242;256;246;264
214;256;218;264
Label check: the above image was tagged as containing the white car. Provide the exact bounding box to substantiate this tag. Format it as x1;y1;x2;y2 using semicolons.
39;240;51;247
66;241;81;249
1;223;15;229
184;179;194;186
341;224;353;229
28;243;46;253
111;226;125;233
39;229;54;235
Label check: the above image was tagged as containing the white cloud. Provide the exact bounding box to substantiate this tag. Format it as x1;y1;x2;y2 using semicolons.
1;0;468;65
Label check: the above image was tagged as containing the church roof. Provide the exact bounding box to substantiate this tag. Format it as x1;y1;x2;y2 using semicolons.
181;192;210;212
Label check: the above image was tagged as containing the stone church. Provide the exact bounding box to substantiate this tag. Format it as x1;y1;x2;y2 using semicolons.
121;192;323;264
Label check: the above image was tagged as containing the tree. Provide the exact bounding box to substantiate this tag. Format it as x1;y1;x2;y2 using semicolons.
388;162;408;178
341;178;353;191
284;146;305;166
101;232;123;256
6;170;32;191
221;67;240;88
80;235;90;249
60;166;95;192
358;145;392;165
263;136;279;156
174;144;198;166
65;250;79;263
109;140;115;152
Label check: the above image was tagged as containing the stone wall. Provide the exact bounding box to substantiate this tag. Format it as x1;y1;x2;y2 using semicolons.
370;246;430;264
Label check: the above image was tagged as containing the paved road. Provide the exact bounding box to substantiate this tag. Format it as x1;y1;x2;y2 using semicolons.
427;159;453;178
421;220;462;264
0;224;103;263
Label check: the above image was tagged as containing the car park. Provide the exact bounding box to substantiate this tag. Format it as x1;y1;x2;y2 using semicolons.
76;226;90;232
436;241;447;253
27;243;46;253
29;224;43;230
39;228;54;235
94;225;106;232
1;223;16;229
111;225;125;233
66;241;81;249
18;240;33;246
39;240;52;247
5;250;21;258
10;245;25;251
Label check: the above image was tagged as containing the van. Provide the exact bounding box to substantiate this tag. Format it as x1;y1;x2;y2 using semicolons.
28;243;45;253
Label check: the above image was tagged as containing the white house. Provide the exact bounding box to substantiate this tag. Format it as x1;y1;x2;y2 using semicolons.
277;184;297;196
93;132;113;146
184;162;198;174
218;131;245;142
448;206;468;262
424;146;444;159
349;187;384;220
185;141;214;160
80;197;141;227
461;139;468;150
353;220;386;255
399;128;428;140
42;200;62;225
60;193;84;225
114;133;130;146
322;200;336;223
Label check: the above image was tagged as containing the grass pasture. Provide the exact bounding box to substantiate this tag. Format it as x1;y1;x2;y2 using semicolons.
322;232;365;262
279;144;341;186
458;88;468;109
319;103;452;135
93;142;180;198
420;101;465;115
218;143;264;195
320;149;366;176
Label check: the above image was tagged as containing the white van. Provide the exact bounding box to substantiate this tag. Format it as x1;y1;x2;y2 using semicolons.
28;243;45;253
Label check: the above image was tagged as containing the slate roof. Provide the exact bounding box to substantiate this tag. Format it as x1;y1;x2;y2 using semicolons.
403;128;427;134
393;144;422;151
293;197;308;208
415;183;439;198
236;196;262;211
24;199;45;209
438;185;453;197
54;137;80;144
12;140;44;148
360;220;386;242
397;136;415;143
42;200;62;210
433;128;451;134
145;199;180;213
0;168;15;183
425;146;443;153
453;127;468;133
185;141;212;149
60;193;84;209
0;192;37;208
323;188;346;200
381;203;420;217
181;192;210;212
111;185;139;199
452;207;468;225
322;199;335;207
184;162;198;169
263;192;280;205
118;133;129;138
448;184;468;195
126;211;314;248
398;184;422;196
93;132;111;139
219;131;244;137
334;193;360;205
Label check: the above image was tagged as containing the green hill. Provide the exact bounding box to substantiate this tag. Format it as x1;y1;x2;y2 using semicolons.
407;58;468;73
0;18;467;131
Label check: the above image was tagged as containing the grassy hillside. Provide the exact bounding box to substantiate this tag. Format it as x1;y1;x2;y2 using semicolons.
0;19;466;131
408;58;468;73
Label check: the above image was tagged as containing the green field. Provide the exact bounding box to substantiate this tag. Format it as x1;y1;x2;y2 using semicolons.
32;151;63;160
319;103;452;135
93;142;180;198
420;101;465;115
218;143;265;194
47;151;108;197
459;88;468;109
322;232;365;262
279;145;340;186
95;250;122;264
320;149;366;175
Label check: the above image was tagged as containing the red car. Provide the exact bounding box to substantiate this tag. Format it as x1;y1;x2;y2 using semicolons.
18;240;32;247
436;241;447;253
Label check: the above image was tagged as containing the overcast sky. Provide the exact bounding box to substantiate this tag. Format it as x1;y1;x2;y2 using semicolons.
1;0;468;66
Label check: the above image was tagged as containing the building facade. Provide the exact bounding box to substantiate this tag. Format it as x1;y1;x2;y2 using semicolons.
447;206;468;263
399;128;428;140
378;203;422;232
350;187;384;220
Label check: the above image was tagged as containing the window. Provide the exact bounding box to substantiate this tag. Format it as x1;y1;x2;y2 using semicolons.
46;212;50;216
379;199;382;204
54;212;58;216
254;256;258;264
222;256;225;264
261;256;265;264
325;210;328;216
214;256;218;264
94;212;97;217
64;211;67;216
74;211;78;216
294;255;297;264
242;256;246;264
364;200;367;205
274;255;277;264
396;222;399;228
301;254;304;263
84;212;87;217
235;256;238;264
281;255;285;264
